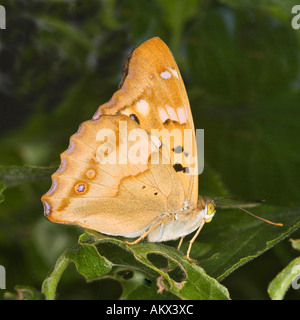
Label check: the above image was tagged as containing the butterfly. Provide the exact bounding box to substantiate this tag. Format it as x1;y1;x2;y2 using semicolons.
41;37;216;262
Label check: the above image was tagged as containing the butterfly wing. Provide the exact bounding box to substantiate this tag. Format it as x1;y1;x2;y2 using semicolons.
41;114;185;236
95;37;198;208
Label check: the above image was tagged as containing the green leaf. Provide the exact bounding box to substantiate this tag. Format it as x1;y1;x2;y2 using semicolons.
131;242;230;300
290;239;300;251
42;251;70;300
114;268;179;300
268;238;300;299
190;204;300;280
43;231;230;300
268;257;300;300
41;234;112;300
4;285;44;300
67;233;113;280
81;232;230;300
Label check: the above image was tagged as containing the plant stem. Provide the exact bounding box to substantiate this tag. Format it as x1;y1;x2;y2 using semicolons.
41;252;70;300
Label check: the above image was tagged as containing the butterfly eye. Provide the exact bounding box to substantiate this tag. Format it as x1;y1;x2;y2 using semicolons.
130;114;140;125
204;201;216;223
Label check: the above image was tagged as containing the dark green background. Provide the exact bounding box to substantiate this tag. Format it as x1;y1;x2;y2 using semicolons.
0;0;300;299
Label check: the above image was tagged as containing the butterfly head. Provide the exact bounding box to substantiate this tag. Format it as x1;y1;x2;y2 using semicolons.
204;200;216;223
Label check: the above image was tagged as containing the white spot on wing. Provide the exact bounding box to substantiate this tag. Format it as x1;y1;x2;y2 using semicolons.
177;106;187;124
136;99;149;116
158;108;169;123
166;105;179;122
170;68;179;78
160;71;171;79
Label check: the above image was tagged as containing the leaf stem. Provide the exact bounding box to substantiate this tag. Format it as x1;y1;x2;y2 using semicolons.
41;253;70;300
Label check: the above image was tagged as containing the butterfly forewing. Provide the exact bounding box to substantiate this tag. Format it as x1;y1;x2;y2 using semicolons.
97;37;198;207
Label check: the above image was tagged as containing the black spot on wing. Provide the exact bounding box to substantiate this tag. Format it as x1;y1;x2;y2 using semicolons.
130;114;140;125
173;163;189;174
172;146;183;153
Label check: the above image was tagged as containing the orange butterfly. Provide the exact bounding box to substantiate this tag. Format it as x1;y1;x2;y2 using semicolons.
41;37;216;261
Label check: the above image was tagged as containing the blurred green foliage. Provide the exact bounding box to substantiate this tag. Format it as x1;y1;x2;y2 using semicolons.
1;0;300;299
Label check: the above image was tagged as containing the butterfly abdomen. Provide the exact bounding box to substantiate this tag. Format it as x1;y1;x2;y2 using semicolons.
147;208;206;242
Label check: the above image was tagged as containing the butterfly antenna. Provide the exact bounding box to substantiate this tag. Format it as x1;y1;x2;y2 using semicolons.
215;199;283;227
214;196;266;204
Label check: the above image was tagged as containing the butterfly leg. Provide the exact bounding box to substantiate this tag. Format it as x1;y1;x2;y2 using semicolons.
124;216;171;246
177;236;185;250
186;219;206;262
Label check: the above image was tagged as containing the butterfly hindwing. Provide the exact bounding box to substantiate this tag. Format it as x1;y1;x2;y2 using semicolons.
42;114;185;236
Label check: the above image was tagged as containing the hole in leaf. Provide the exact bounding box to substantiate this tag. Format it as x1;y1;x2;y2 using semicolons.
96;242;137;266
117;269;133;280
147;253;168;269
168;265;186;283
